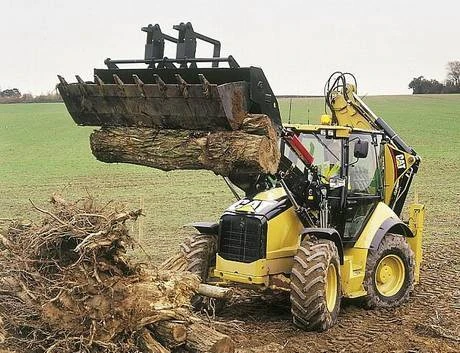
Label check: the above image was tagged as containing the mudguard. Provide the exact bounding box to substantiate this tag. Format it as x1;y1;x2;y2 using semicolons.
190;222;219;235
301;227;344;264
369;218;413;251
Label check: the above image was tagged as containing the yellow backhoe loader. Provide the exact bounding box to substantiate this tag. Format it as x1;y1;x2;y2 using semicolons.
58;23;425;331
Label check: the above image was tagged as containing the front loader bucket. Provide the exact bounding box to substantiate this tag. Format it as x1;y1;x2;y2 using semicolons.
57;67;282;132
56;23;283;184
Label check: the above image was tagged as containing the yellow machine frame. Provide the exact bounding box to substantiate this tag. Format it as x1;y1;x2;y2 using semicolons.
213;86;424;298
213;184;425;298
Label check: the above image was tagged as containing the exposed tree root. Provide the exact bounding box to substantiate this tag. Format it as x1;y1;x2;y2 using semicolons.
0;195;234;353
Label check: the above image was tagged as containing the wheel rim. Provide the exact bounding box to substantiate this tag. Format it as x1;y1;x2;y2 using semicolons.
375;254;405;297
325;263;338;312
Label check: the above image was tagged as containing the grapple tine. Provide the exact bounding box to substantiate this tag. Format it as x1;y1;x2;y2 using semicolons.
75;75;85;84
132;74;146;97
153;74;167;98
132;74;144;86
112;74;126;96
198;74;212;98
57;75;68;85
72;75;88;96
113;74;124;86
153;74;165;86
175;74;189;98
57;24;282;132
94;75;104;85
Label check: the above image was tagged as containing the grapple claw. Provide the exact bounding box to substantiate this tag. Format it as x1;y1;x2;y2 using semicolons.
174;74;189;98
132;74;144;86
94;75;104;86
198;74;212;98
133;74;146;97
56;23;282;131
57;75;68;85
113;74;124;86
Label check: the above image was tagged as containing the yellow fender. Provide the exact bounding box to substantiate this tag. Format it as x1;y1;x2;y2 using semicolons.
342;202;423;298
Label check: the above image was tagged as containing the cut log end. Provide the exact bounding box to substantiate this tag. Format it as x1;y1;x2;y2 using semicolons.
198;284;233;300
154;321;187;348
211;337;235;353
186;322;235;353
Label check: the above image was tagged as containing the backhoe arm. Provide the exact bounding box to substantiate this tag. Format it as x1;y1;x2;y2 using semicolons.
325;73;420;215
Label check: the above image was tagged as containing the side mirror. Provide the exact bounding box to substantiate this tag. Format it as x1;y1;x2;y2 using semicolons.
354;140;369;159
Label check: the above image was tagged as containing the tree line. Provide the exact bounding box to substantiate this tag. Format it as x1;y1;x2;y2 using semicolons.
3;62;459;102
409;61;460;94
0;88;62;103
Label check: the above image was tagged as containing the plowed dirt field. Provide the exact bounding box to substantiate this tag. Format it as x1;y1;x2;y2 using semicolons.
212;239;460;352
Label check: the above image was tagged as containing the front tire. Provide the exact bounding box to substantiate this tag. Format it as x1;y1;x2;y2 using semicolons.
179;233;225;314
180;233;217;281
290;238;342;331
363;233;414;308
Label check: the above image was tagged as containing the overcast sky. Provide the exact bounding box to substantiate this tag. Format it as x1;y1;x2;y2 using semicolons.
1;0;459;95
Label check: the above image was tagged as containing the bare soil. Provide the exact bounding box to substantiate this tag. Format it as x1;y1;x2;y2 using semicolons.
212;238;460;353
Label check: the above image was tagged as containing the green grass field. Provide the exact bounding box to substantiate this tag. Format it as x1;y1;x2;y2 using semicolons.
1;95;459;262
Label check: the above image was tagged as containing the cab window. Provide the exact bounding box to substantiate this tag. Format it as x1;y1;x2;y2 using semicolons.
343;133;383;238
281;133;343;179
348;133;382;195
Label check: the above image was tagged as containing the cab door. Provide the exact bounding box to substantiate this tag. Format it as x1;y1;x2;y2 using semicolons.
343;133;383;241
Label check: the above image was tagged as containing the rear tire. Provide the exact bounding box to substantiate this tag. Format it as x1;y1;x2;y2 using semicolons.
180;233;225;314
290;238;342;331
363;233;414;308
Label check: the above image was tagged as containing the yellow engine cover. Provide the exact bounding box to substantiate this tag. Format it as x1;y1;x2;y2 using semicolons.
214;188;303;285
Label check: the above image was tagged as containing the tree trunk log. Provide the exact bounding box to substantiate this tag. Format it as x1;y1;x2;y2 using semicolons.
198;284;233;300
89;115;280;177
186;322;235;353
153;321;187;348
236;343;284;353
240;114;278;141
138;328;171;353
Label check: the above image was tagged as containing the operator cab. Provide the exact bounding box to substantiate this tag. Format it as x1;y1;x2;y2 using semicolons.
279;125;384;244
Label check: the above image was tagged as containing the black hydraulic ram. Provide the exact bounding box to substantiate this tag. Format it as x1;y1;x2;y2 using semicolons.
352;93;417;156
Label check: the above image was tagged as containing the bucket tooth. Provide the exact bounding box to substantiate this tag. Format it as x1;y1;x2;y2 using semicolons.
113;74;124;86
175;74;189;98
113;74;126;95
132;74;144;86
132;74;146;97
75;75;85;84
74;75;87;96
57;75;68;85
198;74;212;98
94;75;104;86
153;74;167;98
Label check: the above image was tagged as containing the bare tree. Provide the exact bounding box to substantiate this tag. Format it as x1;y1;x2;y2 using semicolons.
446;61;460;86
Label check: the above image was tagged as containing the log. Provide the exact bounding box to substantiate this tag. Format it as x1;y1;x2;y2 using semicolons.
0;317;5;345
138;328;170;353
186;322;235;353
198;284;233;300
153;321;187;348
89;115;280;177
236;343;284;353
240;114;278;141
